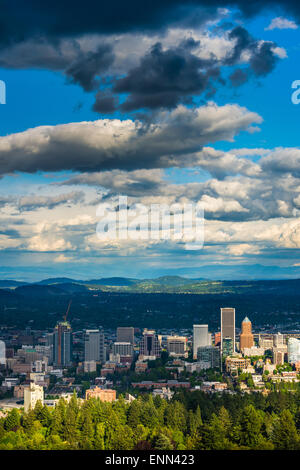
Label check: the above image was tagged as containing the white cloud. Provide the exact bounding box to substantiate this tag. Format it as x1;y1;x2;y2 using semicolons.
0;103;262;175
265;17;298;31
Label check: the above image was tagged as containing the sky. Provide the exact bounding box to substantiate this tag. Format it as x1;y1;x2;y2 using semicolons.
0;1;300;281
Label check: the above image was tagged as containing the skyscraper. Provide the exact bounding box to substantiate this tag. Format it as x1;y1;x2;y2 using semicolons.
221;308;235;354
193;325;209;359
239;316;254;351
117;327;135;344
288;337;300;364
139;329;161;359
84;329;105;363
53;321;72;367
197;346;220;369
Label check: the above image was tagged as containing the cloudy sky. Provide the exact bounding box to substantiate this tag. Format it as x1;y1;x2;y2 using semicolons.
0;0;300;280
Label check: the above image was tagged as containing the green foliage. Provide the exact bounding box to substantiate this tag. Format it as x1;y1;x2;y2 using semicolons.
1;389;300;449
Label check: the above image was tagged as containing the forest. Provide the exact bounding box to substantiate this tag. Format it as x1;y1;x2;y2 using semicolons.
1;390;300;450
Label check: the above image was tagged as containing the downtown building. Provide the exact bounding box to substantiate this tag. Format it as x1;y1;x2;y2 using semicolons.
84;329;105;363
221;308;235;356
167;336;187;357
53;321;72;367
112;342;133;357
288;338;300;364
24;382;44;412
193;325;210;359
197;345;220;369
239;317;254;352
117;327;135;345
139;329;161;360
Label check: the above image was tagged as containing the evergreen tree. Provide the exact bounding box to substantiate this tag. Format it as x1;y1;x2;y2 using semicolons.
272;409;300;450
155;433;174;450
4;409;20;431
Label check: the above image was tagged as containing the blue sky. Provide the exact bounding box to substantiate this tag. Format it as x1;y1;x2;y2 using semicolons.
0;4;300;280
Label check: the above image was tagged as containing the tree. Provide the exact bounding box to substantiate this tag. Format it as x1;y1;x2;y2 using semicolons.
155;433;174;450
4;409;20;431
94;422;105;450
188;406;202;435
236;405;263;448
272;409;300;450
80;409;94;449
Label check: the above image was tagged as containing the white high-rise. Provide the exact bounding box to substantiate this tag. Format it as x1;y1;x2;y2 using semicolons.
24;382;44;412
84;329;105;363
193;325;209;359
288;337;300;364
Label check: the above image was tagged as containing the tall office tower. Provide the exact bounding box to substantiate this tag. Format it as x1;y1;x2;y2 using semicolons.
117;327;135;345
288;338;300;364
193;325;209;359
197;346;221;369
46;332;54;364
239;317;254;351
221;308;235;354
139;329;161;359
84;329;105;363
53;321;72;367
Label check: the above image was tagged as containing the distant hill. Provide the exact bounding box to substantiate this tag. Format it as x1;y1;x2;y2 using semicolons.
36;277;80;285
86;277;137;286
0;280;28;288
15;284;68;297
1;275;300;295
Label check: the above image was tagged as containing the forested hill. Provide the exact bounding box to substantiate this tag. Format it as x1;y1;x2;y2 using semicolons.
0;278;300;330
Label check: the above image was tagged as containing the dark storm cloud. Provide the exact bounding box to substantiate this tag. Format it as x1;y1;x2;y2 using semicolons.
112;27;278;110
114;41;220;110
93;92;118;113
226;26;279;77
65;45;114;92
0;1;299;44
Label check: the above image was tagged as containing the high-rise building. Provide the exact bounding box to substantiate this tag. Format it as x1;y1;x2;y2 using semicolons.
84;329;105;363
221;308;235;354
259;336;274;349
197;346;220;369
214;332;221;346
239;317;254;351
288;338;300;364
273;348;285;366
112;342;133;357
139;329;161;359
53;321;72;367
117;327;135;344
167;336;187;357
222;337;234;357
274;332;284;347
24;382;44;412
46;332;54;364
193;325;209;359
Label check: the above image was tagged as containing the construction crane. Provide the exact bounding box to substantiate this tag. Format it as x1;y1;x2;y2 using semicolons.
63;299;72;322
